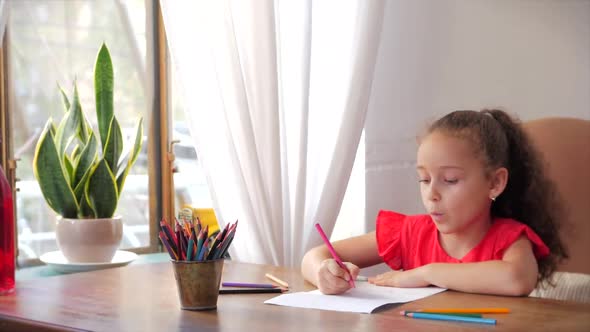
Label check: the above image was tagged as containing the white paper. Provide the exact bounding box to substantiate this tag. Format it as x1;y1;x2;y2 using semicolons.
264;282;446;313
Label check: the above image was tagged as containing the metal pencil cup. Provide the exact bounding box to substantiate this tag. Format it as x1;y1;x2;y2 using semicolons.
171;258;224;310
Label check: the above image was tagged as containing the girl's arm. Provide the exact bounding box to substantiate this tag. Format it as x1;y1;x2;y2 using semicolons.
370;236;539;296
301;231;382;294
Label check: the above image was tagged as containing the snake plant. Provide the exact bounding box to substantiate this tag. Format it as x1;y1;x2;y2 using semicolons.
33;43;143;219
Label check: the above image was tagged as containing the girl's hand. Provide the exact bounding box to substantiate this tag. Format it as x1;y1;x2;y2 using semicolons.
368;266;430;288
316;259;360;294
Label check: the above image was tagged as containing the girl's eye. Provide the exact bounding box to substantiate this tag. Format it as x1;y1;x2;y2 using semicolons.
418;179;430;184
444;179;458;184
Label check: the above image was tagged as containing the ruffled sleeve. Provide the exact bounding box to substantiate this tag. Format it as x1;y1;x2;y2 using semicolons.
376;210;407;269
494;219;550;259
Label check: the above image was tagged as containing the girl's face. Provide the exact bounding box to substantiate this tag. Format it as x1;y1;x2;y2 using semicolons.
416;131;494;235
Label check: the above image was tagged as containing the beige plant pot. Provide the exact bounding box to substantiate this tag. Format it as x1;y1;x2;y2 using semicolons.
55;216;123;263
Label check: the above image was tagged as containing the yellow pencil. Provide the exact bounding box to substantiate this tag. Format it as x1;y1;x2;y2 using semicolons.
418;308;510;314
265;273;289;288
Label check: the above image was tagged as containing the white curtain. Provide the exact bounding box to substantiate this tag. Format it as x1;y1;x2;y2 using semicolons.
160;0;385;266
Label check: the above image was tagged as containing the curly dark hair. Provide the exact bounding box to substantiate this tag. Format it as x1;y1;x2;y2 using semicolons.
426;109;567;286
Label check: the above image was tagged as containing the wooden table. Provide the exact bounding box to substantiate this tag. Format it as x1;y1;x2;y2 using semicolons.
1;261;589;331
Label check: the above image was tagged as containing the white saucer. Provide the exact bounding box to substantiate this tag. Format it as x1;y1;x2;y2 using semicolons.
40;250;138;274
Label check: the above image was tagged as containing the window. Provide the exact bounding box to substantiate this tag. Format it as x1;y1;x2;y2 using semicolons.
3;0;163;265
1;1;364;267
169;59;213;210
331;132;365;241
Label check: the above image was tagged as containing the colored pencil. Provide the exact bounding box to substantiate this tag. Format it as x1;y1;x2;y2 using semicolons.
214;226;236;259
160;220;178;253
190;223;197;244
195;216;202;234
400;311;483;318
178;219;189;252
218;234;235;259
265;273;289;288
195;228;205;259
210;223;231;258
222;282;277;288
206;230;225;260
186;238;195;261
160;229;176;251
418;308;510;314
183;222;192;239
218;223;231;245
219;288;284;294
314;223;355;288
158;231;178;260
175;222;185;260
161;219;238;262
404;312;496;325
197;237;209;261
211;223;236;259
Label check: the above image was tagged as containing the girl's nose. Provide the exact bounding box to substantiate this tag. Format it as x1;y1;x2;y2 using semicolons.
427;185;440;202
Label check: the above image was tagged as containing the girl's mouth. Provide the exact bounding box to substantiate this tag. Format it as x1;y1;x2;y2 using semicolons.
430;213;444;221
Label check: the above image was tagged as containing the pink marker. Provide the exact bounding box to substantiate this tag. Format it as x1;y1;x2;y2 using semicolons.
314;223;355;288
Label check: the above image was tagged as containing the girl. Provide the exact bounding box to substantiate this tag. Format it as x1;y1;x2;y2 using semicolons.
301;109;567;296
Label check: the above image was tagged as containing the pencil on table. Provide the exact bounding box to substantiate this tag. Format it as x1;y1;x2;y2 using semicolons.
417;308;510;314
400;311;483;318
265;273;289;288
219;288;284;294
222;282;277;288
402;312;496;325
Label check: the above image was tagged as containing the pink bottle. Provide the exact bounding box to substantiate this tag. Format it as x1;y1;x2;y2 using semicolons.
0;165;15;295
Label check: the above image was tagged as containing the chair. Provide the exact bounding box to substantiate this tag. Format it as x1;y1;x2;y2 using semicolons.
523;117;590;303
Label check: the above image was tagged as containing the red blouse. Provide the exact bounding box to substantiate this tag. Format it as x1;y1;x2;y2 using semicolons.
376;210;550;271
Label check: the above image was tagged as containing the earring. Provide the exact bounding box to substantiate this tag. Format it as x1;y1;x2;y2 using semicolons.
490;196;496;202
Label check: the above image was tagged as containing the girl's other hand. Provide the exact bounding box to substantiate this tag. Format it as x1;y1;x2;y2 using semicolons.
316;259;360;294
368;267;430;288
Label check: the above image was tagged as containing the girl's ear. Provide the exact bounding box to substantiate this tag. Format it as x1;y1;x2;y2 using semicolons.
489;167;508;200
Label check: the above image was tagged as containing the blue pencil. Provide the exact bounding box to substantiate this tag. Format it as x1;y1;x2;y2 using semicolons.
197;237;209;261
404;312;496;325
186;238;194;261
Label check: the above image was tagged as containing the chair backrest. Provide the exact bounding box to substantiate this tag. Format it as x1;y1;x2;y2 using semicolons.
523;117;590;275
